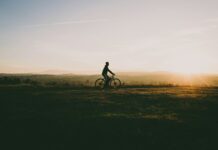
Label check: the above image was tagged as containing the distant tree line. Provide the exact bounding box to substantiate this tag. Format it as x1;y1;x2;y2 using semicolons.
0;76;38;85
0;76;94;87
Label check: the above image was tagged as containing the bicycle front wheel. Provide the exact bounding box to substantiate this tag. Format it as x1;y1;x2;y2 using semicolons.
95;78;105;89
109;78;121;89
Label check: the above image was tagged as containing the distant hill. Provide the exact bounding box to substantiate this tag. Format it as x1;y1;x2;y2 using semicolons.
1;72;218;87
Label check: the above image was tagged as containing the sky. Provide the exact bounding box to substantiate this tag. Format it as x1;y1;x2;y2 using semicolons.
0;0;218;74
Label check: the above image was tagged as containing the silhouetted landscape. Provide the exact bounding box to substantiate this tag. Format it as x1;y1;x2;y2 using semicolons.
1;0;218;149
1;73;218;150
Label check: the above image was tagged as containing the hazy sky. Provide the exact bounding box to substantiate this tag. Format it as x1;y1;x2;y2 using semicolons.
1;0;218;74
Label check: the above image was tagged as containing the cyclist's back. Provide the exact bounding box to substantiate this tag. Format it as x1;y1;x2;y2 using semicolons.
102;64;109;75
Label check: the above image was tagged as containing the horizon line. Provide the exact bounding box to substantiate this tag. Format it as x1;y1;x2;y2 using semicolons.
1;71;218;76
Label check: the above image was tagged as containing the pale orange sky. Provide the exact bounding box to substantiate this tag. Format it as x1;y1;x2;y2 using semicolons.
1;0;218;74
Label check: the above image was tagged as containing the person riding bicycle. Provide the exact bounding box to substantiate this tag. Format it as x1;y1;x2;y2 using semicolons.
102;62;115;88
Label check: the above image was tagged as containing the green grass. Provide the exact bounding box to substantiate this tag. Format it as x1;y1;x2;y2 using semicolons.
1;84;218;150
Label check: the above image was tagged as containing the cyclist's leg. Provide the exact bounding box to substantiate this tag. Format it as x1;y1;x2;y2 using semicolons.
105;75;110;87
103;74;108;88
103;74;110;88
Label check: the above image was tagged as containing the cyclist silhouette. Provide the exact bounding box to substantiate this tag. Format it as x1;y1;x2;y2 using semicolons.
102;62;115;88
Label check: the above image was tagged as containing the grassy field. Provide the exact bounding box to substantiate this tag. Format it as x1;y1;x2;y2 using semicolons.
1;75;218;150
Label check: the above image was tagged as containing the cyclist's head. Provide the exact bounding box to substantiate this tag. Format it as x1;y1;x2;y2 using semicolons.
106;62;109;66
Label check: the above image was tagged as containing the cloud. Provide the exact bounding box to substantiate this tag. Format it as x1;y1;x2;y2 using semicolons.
23;19;109;28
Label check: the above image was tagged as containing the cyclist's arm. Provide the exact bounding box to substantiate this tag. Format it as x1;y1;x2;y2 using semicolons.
108;69;115;75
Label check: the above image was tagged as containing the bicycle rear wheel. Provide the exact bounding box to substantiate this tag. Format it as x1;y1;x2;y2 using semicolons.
95;78;105;89
109;78;121;89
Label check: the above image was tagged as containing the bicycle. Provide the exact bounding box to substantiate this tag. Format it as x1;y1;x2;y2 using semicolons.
95;75;121;89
